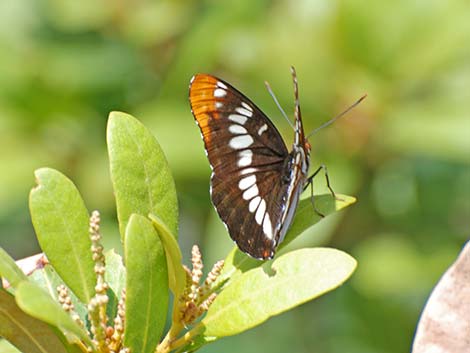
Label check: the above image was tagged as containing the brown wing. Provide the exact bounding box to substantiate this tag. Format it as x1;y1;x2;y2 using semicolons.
189;74;290;259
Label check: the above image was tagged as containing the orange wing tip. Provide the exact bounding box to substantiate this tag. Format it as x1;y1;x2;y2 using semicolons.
189;74;226;120
190;73;218;86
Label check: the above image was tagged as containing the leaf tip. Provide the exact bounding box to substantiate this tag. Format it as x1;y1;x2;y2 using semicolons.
335;194;357;209
31;168;49;193
109;111;132;121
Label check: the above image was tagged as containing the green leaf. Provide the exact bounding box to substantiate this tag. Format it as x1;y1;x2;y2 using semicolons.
107;111;178;242
202;247;357;337
178;335;217;353
103;250;126;327
149;213;186;297
104;249;126;300
0;339;22;353
217;194;356;286
282;193;356;249
0;248;28;290
15;282;93;347
124;214;169;353
28;265;88;328
29;168;95;304
105;287;119;328
0;289;82;353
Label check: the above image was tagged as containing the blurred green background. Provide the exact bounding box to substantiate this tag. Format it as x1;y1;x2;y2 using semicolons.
1;0;469;352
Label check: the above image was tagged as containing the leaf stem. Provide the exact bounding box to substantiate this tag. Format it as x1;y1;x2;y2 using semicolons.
168;324;204;351
156;323;204;353
156;322;184;353
77;339;92;353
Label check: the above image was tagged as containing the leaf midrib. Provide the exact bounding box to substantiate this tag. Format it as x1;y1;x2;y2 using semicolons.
124;121;156;213
0;306;52;353
205;259;349;328
51;195;91;303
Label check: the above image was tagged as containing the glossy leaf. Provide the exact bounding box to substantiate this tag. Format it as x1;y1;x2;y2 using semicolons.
103;250;126;326
124;214;169;353
202;247;356;337
15;282;93;347
0;289;82;353
178;335;217;353
149;213;186;297
107;112;178;242
29;265;88;327
217;194;356;286
0;248;28;290
0;339;22;353
29;168;95;304
104;249;126;300
282;193;356;248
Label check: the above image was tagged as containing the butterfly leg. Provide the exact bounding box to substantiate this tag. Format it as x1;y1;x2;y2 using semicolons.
306;178;325;217
306;164;336;197
304;164;339;217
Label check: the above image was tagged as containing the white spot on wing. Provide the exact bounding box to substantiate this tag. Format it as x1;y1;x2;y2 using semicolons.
214;88;226;98
243;184;259;200
258;124;268;136
217;81;227;89
240;167;257;175
238;149;253;167
241;102;253;112
238;175;256;190
215;101;223;109
236;107;253;117
229;135;253;149
228;114;248;125
229;125;247;134
255;199;266;224
263;214;273;239
249;196;261;213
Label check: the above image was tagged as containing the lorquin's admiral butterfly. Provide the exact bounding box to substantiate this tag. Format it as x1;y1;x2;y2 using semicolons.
189;67;364;260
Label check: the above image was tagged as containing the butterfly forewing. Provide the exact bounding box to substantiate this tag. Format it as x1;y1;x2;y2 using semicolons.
189;74;291;259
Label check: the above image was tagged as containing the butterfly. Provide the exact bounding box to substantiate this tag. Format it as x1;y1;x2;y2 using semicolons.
189;67;337;260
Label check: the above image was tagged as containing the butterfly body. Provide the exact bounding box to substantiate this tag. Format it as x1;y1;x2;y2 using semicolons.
189;71;310;259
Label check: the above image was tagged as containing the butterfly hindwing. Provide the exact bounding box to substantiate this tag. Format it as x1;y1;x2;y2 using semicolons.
189;74;291;259
211;160;293;259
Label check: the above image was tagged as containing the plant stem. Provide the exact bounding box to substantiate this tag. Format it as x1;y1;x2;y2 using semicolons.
77;340;92;353
156;323;204;353
156;323;184;353
168;324;204;352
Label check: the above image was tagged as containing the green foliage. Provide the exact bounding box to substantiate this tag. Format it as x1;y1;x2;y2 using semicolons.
29;168;96;303
28;264;88;326
15;282;93;347
0;112;356;353
203;248;356;337
0;249;28;290
1;2;469;352
281;195;356;250
107;112;179;241
0;289;81;353
104;250;126;301
124;214;168;353
149;213;186;297
218;195;356;286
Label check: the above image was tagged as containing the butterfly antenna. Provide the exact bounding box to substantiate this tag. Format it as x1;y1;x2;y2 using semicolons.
306;94;367;139
265;80;295;130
